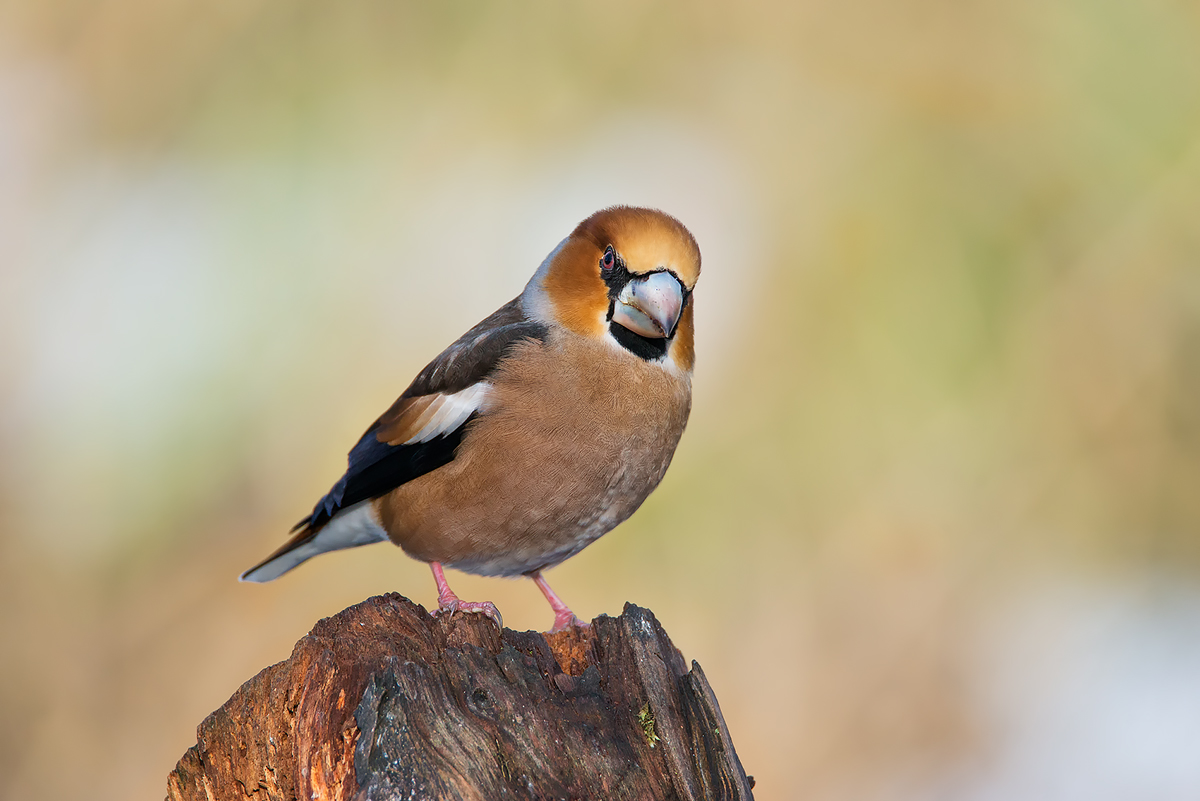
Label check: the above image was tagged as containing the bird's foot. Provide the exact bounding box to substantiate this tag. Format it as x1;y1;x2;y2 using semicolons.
429;561;502;627
531;571;588;634
548;610;589;634
435;596;503;628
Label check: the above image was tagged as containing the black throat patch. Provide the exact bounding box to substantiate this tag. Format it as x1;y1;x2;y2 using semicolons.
608;314;670;360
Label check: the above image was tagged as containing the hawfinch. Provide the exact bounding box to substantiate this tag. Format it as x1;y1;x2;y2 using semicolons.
241;207;700;632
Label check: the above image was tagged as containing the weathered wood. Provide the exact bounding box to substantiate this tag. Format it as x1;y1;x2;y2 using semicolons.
166;593;754;801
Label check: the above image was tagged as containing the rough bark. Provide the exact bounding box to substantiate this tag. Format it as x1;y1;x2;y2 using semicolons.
166;593;754;801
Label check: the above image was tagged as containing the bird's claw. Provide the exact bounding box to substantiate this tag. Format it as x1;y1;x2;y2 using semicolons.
548;612;588;634
434;598;503;629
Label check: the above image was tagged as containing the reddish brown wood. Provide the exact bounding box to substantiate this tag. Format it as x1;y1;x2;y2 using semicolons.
166;593;754;801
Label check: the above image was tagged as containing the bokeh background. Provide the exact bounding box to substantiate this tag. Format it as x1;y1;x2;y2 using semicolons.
2;2;1199;799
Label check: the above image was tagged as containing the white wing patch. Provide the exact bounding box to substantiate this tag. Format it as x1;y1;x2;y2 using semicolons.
404;382;493;444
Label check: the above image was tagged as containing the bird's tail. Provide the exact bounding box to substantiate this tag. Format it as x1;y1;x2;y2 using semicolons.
239;502;388;583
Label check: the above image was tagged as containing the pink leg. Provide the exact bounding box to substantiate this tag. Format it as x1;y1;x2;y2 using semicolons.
429;562;502;627
531;572;587;633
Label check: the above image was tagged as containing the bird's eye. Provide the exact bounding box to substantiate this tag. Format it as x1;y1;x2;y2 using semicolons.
601;246;615;272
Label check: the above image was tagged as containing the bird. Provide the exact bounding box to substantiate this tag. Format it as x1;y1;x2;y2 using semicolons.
240;206;700;632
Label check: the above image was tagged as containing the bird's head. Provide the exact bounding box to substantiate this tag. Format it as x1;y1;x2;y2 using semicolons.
523;207;701;371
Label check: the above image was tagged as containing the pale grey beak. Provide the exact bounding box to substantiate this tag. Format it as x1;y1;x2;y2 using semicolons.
612;271;684;339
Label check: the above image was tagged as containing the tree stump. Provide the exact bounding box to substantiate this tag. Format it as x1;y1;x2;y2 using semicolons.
166;593;754;801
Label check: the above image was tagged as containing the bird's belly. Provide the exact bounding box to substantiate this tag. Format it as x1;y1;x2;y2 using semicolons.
378;349;690;576
452;450;657;576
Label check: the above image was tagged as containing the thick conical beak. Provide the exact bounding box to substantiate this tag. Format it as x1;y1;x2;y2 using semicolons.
612;271;684;339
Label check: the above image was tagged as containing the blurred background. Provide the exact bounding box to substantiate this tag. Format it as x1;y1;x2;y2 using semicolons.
1;1;1199;799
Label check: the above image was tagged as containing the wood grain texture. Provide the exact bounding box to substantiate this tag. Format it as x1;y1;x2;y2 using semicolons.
166;594;754;801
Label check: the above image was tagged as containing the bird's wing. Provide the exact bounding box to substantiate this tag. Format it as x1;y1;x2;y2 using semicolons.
240;297;547;581
303;296;547;532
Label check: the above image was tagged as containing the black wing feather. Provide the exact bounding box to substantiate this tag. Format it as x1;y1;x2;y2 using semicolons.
296;297;547;532
298;414;475;531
